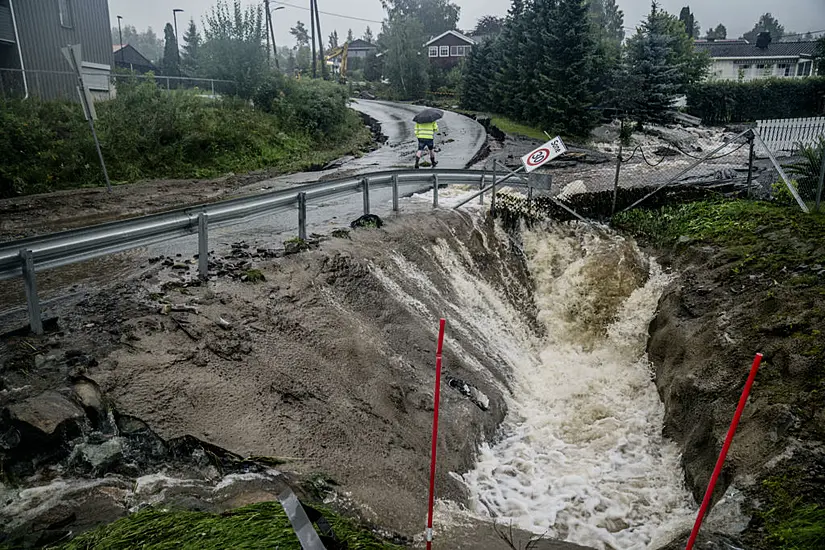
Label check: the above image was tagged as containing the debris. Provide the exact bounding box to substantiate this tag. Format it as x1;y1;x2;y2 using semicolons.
284;238;311;256
242;269;266;283
331;229;351;240
350;214;384;230
170;304;200;314
216;317;233;331
172;317;200;341
7;390;86;436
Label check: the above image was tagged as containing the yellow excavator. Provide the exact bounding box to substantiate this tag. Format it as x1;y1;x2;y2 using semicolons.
325;42;349;82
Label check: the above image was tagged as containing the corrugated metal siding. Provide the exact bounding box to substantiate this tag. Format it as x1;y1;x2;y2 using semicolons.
14;0;113;99
0;5;15;44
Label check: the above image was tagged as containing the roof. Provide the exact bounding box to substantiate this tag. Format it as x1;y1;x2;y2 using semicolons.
112;44;157;69
347;39;376;50
694;40;819;58
424;30;476;47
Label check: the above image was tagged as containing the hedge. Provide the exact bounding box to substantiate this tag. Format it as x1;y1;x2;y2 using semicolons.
686;77;825;125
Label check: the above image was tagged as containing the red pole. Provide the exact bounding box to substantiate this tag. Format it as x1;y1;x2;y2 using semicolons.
426;318;447;550
685;353;763;550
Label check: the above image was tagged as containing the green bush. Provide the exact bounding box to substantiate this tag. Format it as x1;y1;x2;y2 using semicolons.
0;75;367;198
686;78;825;124
254;75;351;141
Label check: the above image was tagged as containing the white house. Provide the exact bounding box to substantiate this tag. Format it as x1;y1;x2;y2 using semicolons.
694;39;818;81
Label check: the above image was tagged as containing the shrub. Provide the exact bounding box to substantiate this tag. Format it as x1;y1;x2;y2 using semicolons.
686;78;825;124
253;76;351;141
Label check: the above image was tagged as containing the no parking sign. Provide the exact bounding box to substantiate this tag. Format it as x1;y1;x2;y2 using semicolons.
521;136;567;173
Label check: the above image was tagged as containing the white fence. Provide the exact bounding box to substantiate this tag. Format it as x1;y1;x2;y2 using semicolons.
756;117;825;154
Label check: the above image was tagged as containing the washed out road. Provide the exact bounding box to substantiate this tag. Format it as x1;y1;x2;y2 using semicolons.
0;101;486;323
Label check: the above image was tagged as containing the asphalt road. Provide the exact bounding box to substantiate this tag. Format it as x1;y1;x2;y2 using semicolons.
0;101;486;324
149;100;486;256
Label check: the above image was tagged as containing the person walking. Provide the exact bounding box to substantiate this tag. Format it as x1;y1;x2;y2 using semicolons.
414;120;438;170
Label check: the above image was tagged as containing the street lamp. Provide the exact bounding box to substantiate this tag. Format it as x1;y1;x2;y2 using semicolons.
172;8;184;76
116;15;124;66
263;1;285;67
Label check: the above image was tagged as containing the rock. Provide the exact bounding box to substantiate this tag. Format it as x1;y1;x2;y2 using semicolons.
655;146;680;157
216;317;233;331
7;391;85;436
331;229;351;240
0;426;21;450
70;437;125;473
359;90;376;100
284;238;311;256
72;379;107;428
557;180;587;201
350;214;384;229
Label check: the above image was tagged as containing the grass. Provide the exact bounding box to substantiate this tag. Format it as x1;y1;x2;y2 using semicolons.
53;502;402;550
758;476;825;550
612;199;825;279
489;116;548;141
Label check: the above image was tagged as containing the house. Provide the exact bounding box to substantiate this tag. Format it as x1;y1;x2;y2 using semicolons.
0;0;114;100
694;39;818;81
425;30;475;68
113;44;157;74
346;39;377;60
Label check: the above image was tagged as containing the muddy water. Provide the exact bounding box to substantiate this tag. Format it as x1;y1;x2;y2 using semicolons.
373;221;719;548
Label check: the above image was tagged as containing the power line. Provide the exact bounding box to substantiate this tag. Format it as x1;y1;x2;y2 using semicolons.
274;1;384;25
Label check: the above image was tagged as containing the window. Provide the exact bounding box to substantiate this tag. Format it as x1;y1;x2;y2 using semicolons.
741;64;750;70
59;0;73;28
440;46;449;57
428;46;438;58
756;64;765;69
457;45;470;56
450;46;459;57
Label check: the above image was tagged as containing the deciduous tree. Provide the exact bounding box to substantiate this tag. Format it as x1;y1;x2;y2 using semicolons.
742;13;785;42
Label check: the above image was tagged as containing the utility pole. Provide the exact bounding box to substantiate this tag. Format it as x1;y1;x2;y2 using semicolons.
264;0;283;69
310;0;317;78
173;8;184;77
116;16;124;66
313;0;326;79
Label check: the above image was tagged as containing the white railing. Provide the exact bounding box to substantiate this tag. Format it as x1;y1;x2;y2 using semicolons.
756;117;825;154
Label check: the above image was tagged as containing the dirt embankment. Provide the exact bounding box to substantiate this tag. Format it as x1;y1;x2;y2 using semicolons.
639;207;825;548
3;212;578;548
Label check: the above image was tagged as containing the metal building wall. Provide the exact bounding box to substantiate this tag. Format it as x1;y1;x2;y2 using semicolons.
13;0;113;99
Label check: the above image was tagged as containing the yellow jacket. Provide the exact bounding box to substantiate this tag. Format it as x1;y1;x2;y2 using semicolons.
415;122;438;140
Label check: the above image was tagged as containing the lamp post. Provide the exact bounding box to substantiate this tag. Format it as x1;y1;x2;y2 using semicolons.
116;16;124;66
264;1;284;67
172;8;184;76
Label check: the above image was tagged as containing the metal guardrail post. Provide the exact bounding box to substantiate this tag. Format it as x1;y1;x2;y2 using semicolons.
392;174;399;212
479;169;485;205
20;249;43;335
298;192;308;240
433;174;439;208
362;178;370;215
198;213;209;280
816;147;825;213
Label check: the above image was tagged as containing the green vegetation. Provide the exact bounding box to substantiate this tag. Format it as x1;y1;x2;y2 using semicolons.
490;116;548;141
613;199;825;279
244;269;266;283
757;476;825;550
0;77;370;198
54;502;401;550
686;78;825;125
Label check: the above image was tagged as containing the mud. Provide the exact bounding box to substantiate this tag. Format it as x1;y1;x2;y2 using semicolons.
646;236;825;547
1;211;550;545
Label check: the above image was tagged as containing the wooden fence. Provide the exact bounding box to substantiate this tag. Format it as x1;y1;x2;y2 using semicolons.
756;117;825;154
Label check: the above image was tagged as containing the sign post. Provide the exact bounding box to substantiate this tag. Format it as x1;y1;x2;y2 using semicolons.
62;44;112;193
425;318;447;550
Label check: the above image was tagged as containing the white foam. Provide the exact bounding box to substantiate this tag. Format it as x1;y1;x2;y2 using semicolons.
458;223;705;549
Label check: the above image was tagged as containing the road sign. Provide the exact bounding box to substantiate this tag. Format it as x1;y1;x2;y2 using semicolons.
521;136;567;173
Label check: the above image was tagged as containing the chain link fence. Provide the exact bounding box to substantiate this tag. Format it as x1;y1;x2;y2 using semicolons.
0;68;237;102
485;117;825;218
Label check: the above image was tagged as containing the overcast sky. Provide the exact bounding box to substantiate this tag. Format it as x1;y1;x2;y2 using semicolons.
108;0;825;47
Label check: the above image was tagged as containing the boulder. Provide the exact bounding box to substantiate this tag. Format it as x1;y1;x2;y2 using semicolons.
7;391;85;436
350;214;384;229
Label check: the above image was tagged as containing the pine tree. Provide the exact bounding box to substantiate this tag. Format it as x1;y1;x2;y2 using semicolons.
347;29;354;43
626;3;682;123
540;0;598;138
328;30;339;51
181;19;201;76
162;22;180;76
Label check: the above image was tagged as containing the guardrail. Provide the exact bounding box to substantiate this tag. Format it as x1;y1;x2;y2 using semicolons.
2;168;513;334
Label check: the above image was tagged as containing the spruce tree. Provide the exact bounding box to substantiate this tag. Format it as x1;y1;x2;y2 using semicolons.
625;3;682;123
181;19;201;76
540;0;598;138
162;23;180;76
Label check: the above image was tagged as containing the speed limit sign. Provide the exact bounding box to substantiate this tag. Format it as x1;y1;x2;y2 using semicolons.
521;136;567;173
